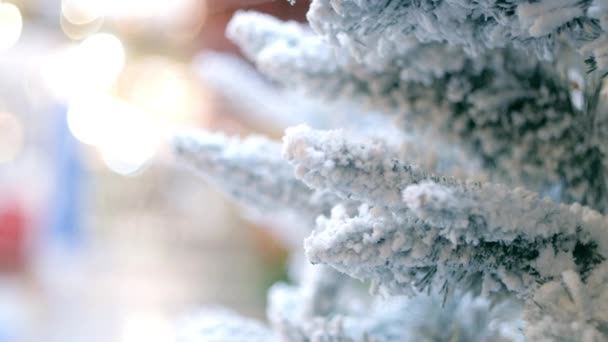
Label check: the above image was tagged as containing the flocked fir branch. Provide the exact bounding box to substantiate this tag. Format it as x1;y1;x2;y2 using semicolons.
286;125;608;339
178;262;523;341
283;125;462;209
266;266;522;342
306;0;608;72
172;0;608;340
174;129;340;223
305;180;607;299
522;264;608;340
172;128;527;341
193;52;334;130
177;308;273;342
229;10;608;211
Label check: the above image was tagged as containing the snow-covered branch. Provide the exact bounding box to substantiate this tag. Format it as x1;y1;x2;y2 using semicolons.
228;11;467;99
173;130;340;222
174;2;608;340
177;309;272;342
523;264;608;340
283;125;474;209
180;263;522;341
228;12;608;210
193;52;333;130
307;0;607;72
305;177;608;332
402;181;607;246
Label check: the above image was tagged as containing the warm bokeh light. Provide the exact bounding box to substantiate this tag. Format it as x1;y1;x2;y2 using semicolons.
67;94;160;175
66;93;114;146
41;1;209;176
59;0;205;43
60;0;200;22
122;57;207;128
0;2;22;53
99;110;159;176
61;0;102;25
58;53;208;175
77;33;125;89
103;0;194;20
40;46;80;100
41;33;125;100
0;112;24;163
60;14;104;40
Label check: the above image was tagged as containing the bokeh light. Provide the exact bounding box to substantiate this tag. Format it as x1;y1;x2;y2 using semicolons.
59;0;201;23
61;0;102;25
67;94;160;175
66;93;115;146
0;2;22;53
103;0;194;20
55;49;207;175
121;57;206;128
41;33;125;100
77;33;125;89
58;0;206;44
0;112;24;163
60;14;104;40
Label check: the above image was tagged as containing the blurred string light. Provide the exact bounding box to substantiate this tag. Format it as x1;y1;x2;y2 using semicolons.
0;2;22;53
0;112;24;164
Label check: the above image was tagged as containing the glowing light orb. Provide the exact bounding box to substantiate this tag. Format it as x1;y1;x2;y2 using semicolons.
0;3;22;53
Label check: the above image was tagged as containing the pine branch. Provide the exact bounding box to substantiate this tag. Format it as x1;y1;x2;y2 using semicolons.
283;125;472;209
402;181;605;245
179;265;521;341
226;10;309;63
229;12;608;211
227;11;467;96
176;308;272;342
304;164;607;295
266;265;360;341
173;130;341;222
304;176;608;333
175;3;608;341
193;52;333;130
307;0;607;72
269;279;520;341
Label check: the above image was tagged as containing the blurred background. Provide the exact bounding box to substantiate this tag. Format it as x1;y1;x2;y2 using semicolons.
0;0;309;340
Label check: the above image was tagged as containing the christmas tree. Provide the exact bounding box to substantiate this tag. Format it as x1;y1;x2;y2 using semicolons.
175;1;608;340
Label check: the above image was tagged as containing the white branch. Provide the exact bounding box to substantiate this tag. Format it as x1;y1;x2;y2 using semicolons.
174;130;340;222
283;125;462;209
307;0;606;71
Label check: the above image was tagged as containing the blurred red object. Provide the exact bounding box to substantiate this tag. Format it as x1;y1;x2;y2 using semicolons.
0;199;29;272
